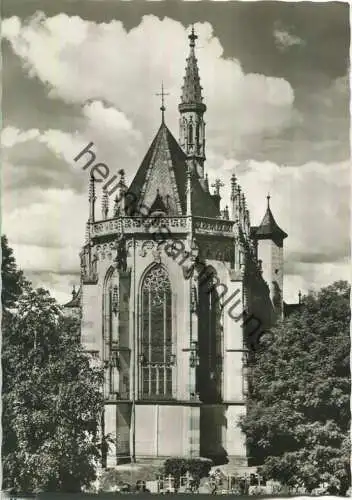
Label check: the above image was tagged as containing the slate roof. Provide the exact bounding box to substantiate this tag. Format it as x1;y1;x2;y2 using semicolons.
284;302;302;317
64;287;81;308
126;122;219;218
253;203;288;241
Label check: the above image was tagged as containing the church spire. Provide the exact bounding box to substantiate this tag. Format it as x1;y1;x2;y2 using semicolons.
254;195;288;242
180;26;205;107
179;25;206;178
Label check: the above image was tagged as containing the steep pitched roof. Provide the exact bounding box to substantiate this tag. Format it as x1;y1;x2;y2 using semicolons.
127;122;219;218
254;197;288;241
64;287;81;308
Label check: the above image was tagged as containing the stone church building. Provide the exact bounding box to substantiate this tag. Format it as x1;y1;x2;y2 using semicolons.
65;28;294;468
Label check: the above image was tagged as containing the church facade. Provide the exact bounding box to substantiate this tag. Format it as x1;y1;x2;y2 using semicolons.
66;28;290;467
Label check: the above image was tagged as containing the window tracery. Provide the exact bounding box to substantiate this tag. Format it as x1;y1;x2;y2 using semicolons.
140;265;174;399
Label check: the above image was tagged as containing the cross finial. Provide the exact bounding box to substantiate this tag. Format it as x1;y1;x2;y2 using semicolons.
267;193;271;207
211;178;225;196
156;82;169;123
189;24;197;48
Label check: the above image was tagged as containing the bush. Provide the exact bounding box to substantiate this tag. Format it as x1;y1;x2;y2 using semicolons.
163;457;213;486
248;485;268;495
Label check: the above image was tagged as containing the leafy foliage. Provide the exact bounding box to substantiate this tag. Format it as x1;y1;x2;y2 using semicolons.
2;237;104;493
1;235;27;310
163;457;213;487
240;281;350;494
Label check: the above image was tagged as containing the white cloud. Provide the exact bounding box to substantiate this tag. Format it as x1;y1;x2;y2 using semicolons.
4;188;86;252
2;126;40;147
284;260;350;303
2;14;348;303
274;24;305;52
3;14;295;157
82;100;135;134
207;158;350;299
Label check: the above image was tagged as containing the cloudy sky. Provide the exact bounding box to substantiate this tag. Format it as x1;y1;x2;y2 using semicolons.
2;0;350;304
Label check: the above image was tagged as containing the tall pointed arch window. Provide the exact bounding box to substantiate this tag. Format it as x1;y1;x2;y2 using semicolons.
188;123;193;146
140;265;173;399
197;267;222;403
195;122;200;153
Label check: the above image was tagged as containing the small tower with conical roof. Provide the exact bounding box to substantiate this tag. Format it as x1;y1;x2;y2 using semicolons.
179;26;206;179
253;195;287;318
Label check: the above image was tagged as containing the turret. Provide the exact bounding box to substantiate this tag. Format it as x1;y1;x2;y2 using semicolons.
179;26;206;178
252;195;287;318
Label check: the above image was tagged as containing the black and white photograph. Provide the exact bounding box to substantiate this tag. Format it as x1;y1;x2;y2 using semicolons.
1;0;350;497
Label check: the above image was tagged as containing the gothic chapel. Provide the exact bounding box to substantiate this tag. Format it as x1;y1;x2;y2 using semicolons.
65;28;290;467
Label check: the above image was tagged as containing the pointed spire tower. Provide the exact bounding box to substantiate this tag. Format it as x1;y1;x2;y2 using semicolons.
179;25;206;178
253;195;288;319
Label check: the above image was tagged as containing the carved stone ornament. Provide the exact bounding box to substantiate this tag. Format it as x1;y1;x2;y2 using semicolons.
139;240;155;257
152;247;162;263
126;240;134;257
115;235;127;272
182;263;195;280
191;284;198;313
190;238;199;262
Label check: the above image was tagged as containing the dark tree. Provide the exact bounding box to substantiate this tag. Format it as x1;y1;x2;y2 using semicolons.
2;237;104;493
1;235;27;309
240;281;350;494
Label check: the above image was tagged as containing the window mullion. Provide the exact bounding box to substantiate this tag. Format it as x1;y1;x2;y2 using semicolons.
148;289;151;396
164;290;167;396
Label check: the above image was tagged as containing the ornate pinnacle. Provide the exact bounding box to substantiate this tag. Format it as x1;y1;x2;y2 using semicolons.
102;188;109;219
88;174;96;223
89;174;96;201
204;173;209;192
231;174;237;199
212;178;224;196
189;24;198;48
118;169;126;187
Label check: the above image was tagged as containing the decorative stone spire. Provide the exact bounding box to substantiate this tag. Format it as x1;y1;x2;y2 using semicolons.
231;174;237;199
230;173;237;220
204;173;209;192
210;178;223;215
180;26;205;107
212;178;224;197
186;164;192;216
88;174;96;223
102;187;109;219
254;194;288;242
245;208;251;235
234;184;241;223
241;192;246;229
114;169;127;216
224;205;229;220
179;26;206;178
